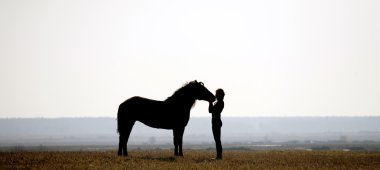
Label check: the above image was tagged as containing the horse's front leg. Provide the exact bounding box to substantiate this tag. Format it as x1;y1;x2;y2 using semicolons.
173;127;185;156
173;129;179;156
178;129;184;156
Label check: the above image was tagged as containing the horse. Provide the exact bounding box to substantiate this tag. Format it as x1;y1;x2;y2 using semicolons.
117;80;215;156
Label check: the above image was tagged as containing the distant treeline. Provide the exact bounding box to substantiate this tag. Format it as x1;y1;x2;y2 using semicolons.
1;117;380;146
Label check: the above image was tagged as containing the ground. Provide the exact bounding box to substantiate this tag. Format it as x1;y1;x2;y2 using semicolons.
1;150;380;169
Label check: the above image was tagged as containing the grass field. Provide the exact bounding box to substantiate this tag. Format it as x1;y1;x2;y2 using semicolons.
1;150;380;169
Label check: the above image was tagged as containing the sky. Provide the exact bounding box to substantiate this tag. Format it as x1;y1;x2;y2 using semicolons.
0;0;379;118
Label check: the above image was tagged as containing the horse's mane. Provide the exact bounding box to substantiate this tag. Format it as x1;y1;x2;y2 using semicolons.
165;81;197;103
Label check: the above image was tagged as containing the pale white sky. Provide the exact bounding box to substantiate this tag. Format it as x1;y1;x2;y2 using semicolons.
0;0;379;118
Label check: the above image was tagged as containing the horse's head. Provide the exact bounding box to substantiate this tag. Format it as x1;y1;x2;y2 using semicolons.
190;80;215;102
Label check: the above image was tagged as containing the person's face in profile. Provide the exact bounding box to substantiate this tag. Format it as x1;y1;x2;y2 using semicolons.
215;90;224;101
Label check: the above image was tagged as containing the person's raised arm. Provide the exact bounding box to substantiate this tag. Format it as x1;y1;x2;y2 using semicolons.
208;101;214;113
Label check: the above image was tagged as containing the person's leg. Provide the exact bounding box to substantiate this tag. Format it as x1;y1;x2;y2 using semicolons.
212;125;222;159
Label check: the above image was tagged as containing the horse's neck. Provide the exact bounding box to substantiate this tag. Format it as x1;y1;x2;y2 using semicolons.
183;98;196;110
177;98;194;121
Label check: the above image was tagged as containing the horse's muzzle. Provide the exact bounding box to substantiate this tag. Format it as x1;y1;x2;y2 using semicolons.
209;96;216;102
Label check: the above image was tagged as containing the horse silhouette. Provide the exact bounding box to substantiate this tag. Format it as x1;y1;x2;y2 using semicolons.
117;80;215;156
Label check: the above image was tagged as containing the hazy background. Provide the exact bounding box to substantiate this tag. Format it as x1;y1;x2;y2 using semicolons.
1;0;380;118
1;117;380;151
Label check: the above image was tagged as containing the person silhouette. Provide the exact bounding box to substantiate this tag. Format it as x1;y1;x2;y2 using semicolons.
208;88;224;160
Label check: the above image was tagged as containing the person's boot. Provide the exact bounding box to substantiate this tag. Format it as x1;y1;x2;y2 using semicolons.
216;152;222;160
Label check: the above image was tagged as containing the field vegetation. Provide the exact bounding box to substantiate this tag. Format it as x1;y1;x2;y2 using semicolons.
1;150;380;169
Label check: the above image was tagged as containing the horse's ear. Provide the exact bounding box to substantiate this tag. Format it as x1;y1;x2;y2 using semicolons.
194;80;198;83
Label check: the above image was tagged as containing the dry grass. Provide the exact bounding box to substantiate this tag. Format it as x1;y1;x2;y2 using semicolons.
1;150;380;169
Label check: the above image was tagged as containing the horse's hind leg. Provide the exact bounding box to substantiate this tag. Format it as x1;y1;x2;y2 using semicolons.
118;121;135;156
118;135;125;156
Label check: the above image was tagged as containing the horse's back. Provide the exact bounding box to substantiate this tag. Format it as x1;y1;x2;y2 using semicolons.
120;96;162;113
118;96;185;129
122;96;161;108
119;96;165;119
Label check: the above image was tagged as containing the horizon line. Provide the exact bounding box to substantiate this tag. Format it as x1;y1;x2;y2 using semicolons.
1;115;380;119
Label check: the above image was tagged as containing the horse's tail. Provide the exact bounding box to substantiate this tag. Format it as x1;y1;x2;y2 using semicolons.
117;103;124;134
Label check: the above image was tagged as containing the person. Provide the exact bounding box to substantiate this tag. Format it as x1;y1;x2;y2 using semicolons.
208;88;224;160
